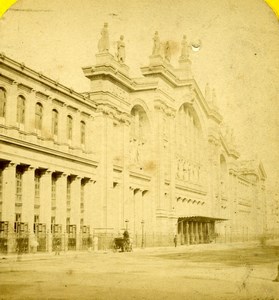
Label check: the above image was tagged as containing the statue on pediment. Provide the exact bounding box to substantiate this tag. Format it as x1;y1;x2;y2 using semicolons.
117;35;125;63
152;31;161;55
180;35;189;59
98;23;110;53
164;41;171;62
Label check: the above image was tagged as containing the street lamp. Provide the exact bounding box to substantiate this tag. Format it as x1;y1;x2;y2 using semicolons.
141;220;145;248
125;219;129;230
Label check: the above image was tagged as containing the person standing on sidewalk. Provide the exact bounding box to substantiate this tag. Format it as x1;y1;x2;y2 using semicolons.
174;235;177;247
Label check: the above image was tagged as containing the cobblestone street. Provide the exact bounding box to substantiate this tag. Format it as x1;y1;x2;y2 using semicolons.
1;242;279;299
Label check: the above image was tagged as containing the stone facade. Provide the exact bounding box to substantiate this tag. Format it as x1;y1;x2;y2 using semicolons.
0;38;267;252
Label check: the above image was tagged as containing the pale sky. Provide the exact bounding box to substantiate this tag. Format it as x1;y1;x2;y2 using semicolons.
0;0;279;190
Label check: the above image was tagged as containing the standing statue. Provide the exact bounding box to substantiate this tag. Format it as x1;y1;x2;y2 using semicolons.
164;41;171;62
180;35;189;59
152;31;161;55
117;35;125;63
98;23;110;53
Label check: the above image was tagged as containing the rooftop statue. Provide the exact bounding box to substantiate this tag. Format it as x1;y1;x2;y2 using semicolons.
152;31;161;55
164;41;171;62
180;35;189;59
98;23;110;53
117;35;126;63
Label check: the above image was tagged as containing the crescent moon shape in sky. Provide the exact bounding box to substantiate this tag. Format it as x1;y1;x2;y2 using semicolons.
191;40;201;52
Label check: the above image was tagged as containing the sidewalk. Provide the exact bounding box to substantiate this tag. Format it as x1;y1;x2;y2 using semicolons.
2;239;278;262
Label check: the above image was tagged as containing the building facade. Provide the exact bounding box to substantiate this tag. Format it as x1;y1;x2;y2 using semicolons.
0;33;267;253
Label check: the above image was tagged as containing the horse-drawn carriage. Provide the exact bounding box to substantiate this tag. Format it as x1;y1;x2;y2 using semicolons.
113;237;132;252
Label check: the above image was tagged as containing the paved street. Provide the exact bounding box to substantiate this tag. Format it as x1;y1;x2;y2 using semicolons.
0;242;279;300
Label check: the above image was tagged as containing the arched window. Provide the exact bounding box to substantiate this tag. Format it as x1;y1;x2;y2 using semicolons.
17;95;25;125
67;115;73;140
52;109;59;136
0;87;6;118
175;104;203;183
35;102;43;130
80;121;85;145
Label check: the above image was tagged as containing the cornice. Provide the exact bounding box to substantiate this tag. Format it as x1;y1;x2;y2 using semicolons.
0;134;98;168
0;53;96;109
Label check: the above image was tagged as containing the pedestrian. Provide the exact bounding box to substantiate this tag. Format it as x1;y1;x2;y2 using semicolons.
174;235;177;247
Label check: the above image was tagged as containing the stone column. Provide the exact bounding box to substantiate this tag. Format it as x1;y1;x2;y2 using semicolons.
22;166;35;228
22;166;35;252
56;173;67;232
40;170;52;229
127;187;134;233
134;188;141;234
199;222;204;243
122;118;130;230
189;222;194;244
88;179;98;230
71;176;81;250
186;222;190;245
93;108;114;232
1;162;16;224
40;170;52;252
2;162;17;253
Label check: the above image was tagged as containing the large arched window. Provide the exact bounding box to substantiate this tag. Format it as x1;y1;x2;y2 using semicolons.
67;115;73;141
80;121;85;145
0;87;6;118
17;95;25;125
175;104;203;183
35;102;43;130
52;109;59;136
130;105;151;167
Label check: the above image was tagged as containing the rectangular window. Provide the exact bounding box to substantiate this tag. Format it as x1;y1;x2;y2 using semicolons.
15;213;21;222
17;96;25;125
0;168;3;202
80;121;85;145
35;103;43;130
52;110;58;136
16;171;23;203
67;116;73;140
80;181;85;213
0;88;6;118
35;173;40;205
67;177;71;208
51;176;56;209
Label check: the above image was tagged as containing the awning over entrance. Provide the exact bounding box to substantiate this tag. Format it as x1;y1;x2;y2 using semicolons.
178;216;228;222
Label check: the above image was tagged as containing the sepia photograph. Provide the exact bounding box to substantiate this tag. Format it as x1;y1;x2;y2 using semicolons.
0;0;279;299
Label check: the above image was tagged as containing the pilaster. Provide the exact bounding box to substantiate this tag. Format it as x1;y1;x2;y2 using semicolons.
42;96;53;141
56;173;67;231
40;170;52;231
1;162;16;223
25;89;36;135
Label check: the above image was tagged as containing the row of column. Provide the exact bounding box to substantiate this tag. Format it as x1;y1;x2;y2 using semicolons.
125;187;152;234
178;220;213;245
0;161;95;234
